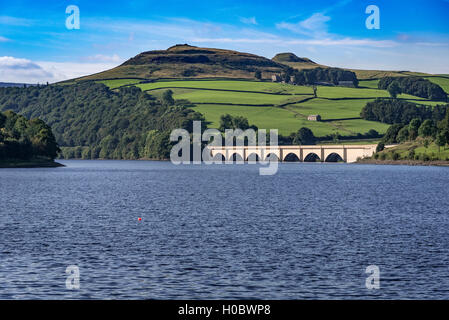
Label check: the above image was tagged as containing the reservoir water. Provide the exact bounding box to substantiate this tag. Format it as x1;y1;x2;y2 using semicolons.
1;160;449;299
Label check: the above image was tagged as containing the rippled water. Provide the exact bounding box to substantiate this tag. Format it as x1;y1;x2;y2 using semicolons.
1;160;449;299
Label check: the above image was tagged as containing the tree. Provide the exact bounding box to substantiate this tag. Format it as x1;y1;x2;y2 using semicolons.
387;81;402;99
232;116;250;130
418;119;436;138
382;124;403;144
397;126;409;142
408;118;421;140
219;114;234;132
254;70;262;80
332;132;339;143
0;112;5;128
312;85;317;98
144;130;170;159
376;142;385;152
162;89;175;106
218;114;255;132
436;132;446;152
437;129;449;150
367;129;379;138
293;127;316;145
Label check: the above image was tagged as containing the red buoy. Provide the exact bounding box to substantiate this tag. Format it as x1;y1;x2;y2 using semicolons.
138;217;142;221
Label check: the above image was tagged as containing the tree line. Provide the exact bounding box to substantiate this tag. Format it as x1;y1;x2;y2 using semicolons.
378;76;447;101
0;110;59;161
279;67;359;87
360;98;447;125
375;112;449;161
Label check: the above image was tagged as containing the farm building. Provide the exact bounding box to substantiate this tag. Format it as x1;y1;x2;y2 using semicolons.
307;115;321;121
271;74;281;82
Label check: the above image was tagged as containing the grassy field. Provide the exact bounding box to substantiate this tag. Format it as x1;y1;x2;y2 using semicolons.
172;90;310;105
358;79;379;89
99;79;440;139
347;69;409;80
136;80;313;95
191;104;335;136
288;99;372;119
423;76;449;94
98;79;143;89
315;86;426;100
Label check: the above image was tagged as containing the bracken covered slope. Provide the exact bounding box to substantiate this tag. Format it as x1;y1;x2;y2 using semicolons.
75;44;288;81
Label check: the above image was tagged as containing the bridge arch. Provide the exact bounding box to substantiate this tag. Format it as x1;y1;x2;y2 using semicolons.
325;152;344;162
212;153;225;162
229;152;244;163
265;153;280;162
283;153;300;162
246;153;260;162
304;152;321;162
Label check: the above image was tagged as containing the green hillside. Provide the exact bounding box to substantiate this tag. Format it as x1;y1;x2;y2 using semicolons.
93;78;446;138
34;45;444;153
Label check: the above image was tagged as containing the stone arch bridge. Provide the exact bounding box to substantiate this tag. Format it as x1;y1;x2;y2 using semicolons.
207;144;377;163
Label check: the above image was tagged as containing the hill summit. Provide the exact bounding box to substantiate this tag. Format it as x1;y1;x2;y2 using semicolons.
78;44;287;81
272;52;316;64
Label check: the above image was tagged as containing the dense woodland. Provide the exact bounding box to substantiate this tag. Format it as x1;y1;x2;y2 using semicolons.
362;96;449;161
280;67;359;87
378;76;447;101
374;110;449;161
0;111;59;161
360;98;447;125
380;111;449;145
0;83;205;160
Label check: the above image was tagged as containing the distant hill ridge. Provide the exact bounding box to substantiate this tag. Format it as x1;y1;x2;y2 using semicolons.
69;44;436;83
272;52;316;64
77;44;288;81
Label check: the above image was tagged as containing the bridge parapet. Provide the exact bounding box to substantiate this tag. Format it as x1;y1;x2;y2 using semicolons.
207;144;377;163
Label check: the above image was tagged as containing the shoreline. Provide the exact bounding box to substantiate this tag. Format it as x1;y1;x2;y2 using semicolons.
52;158;449;167
0;160;65;168
356;159;449;167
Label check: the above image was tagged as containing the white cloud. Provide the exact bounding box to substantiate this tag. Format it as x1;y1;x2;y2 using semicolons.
0;56;120;83
240;17;257;25
0;56;53;83
277;13;331;37
0;36;10;42
36;61;120;82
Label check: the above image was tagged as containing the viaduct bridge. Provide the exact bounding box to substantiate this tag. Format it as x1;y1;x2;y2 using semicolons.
207;144;378;163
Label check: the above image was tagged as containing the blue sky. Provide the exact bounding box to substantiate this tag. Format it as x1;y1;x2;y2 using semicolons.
0;0;448;82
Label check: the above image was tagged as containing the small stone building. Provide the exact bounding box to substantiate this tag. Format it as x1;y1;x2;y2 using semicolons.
271;74;281;82
307;114;321;121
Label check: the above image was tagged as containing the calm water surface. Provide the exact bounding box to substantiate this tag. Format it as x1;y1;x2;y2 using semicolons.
1;160;449;299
